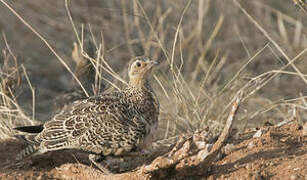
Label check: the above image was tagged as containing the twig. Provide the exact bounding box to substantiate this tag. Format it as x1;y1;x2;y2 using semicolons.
142;90;243;178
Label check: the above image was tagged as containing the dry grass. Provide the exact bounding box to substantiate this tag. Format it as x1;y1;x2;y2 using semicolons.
0;35;38;138
0;0;306;142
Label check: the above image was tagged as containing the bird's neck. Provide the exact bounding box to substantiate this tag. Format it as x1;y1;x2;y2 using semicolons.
126;79;153;98
129;77;149;90
125;80;158;116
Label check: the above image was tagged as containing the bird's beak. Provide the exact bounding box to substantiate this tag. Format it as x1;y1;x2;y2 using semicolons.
146;60;159;71
152;60;159;65
147;60;159;67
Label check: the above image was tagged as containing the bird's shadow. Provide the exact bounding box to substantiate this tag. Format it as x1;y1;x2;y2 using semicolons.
0;138;90;172
0;138;152;174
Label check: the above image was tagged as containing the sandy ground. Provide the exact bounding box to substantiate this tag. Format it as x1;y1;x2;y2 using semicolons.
0;122;306;180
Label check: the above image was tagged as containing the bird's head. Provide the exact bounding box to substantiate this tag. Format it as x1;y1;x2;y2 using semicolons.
128;56;159;88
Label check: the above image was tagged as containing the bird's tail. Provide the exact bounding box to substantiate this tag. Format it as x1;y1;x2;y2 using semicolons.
14;125;44;134
16;144;40;161
15;134;41;161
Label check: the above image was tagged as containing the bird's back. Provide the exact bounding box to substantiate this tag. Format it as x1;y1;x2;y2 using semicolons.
15;56;160;173
16;86;159;159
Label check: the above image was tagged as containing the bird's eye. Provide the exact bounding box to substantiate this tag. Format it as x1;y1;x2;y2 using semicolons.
136;62;141;67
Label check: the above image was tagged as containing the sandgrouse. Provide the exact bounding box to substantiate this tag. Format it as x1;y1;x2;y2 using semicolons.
14;56;160;173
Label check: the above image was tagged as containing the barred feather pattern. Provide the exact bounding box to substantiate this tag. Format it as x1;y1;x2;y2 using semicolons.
16;56;160;162
16;144;40;160
31;86;159;156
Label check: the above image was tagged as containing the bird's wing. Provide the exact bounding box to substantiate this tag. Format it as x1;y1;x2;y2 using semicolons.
35;92;147;154
76;112;148;155
34;92;118;149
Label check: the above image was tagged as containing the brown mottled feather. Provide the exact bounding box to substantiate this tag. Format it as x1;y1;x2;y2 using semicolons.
15;57;160;166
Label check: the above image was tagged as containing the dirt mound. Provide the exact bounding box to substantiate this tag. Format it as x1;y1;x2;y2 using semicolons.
209;122;307;180
0;122;306;180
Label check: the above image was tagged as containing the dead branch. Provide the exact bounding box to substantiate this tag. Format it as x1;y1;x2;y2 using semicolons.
141;91;244;178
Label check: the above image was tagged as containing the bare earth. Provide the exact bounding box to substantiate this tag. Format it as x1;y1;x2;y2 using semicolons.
0;122;306;180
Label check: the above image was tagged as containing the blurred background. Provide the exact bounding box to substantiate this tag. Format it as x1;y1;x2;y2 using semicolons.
0;0;306;139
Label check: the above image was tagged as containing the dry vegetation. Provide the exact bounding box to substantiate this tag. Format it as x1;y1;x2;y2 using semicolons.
0;0;306;179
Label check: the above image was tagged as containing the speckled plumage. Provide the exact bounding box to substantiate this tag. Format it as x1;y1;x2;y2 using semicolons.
15;56;159;173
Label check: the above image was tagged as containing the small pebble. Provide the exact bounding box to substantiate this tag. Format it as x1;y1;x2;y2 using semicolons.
253;129;264;138
247;141;255;149
245;163;252;170
195;141;207;149
290;174;299;180
224;143;235;154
